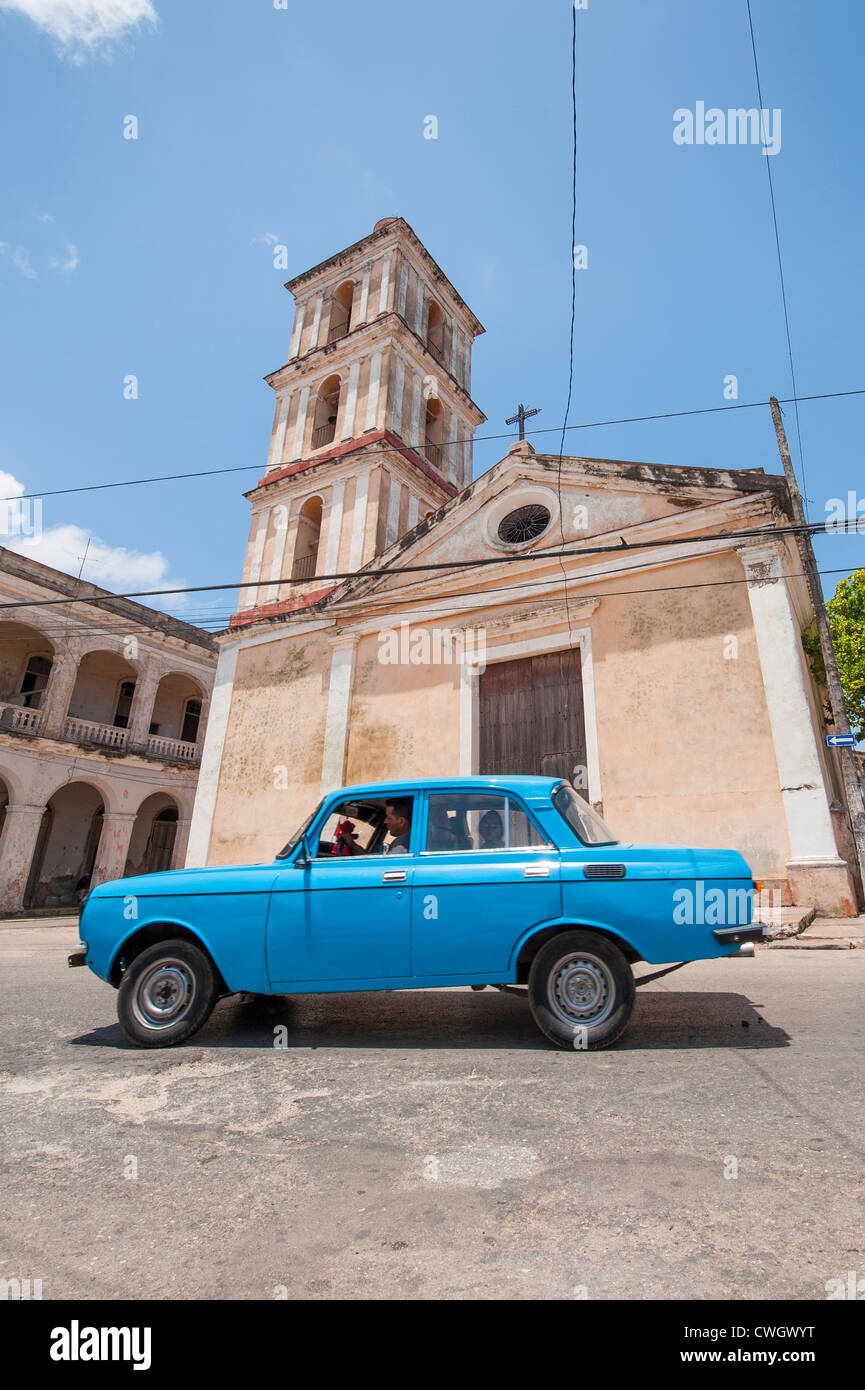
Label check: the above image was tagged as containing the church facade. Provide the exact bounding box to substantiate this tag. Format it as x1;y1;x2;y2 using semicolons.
186;218;860;917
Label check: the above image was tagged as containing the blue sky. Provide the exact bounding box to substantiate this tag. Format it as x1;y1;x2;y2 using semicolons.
0;0;863;631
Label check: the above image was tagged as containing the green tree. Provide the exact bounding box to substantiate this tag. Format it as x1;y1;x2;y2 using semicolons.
825;569;865;742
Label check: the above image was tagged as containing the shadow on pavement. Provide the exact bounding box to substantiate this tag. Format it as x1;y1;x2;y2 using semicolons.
68;987;790;1052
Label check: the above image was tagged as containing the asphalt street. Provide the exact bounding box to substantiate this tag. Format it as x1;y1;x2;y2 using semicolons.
1;922;863;1300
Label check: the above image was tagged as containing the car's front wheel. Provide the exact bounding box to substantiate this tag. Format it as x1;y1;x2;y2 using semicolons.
117;939;219;1048
528;930;635;1049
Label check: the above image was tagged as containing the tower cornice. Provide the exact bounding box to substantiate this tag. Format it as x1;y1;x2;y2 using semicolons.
284;217;485;339
264;313;486;423
246;429;459;501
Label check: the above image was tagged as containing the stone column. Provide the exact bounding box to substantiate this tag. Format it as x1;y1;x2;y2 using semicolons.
194;689;212;751
356;264;371;325
40;652;80;740
378;250;393;315
739;542;856;914
410;372;423;449
267;393;291;472
445;406;457;484
240;509;269;610
186;642;239;867
126;667;162;754
171;818;192;870
348;473;369;571
309;293;324;350
385;475;402;547
414;278;425;336
0;804;47;913
90;811;138;888
324;482;345;574
288;300;306;359
289;386;310;462
364;352;383;431
391;354;405;435
453;415;465;486
264;501;290;604
320;641;357;793
397;257;408;317
341;360;361;441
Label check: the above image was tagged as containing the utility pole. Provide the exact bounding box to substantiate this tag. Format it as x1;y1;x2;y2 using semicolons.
769;395;865;905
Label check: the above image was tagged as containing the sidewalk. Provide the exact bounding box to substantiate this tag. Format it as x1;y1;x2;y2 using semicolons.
768;915;865;950
0;914;78;930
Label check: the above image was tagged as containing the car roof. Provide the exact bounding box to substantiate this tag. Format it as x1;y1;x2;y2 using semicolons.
328;775;563;800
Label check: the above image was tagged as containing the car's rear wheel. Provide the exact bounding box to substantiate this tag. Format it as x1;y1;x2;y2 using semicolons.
117;939;218;1048
528;930;635;1049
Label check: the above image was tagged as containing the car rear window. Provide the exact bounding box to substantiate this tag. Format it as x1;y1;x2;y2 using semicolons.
552;783;617;846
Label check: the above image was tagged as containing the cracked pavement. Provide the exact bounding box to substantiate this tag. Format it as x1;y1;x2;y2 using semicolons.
1;923;864;1300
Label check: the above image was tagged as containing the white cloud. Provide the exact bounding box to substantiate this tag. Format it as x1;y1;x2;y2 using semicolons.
12;246;37;279
251;232;279;246
13;523;175;592
37;212;54;223
0;470;191;614
0;0;158;58
0;470;25;501
49;241;79;271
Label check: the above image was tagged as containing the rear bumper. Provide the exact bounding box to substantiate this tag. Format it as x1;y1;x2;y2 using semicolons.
712;925;765;946
68;947;87;968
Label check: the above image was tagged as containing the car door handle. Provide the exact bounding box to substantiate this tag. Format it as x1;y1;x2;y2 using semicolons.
382;870;407;882
524;865;550;878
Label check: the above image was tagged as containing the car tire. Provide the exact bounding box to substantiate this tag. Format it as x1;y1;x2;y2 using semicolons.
528;930;635;1050
117;939;219;1048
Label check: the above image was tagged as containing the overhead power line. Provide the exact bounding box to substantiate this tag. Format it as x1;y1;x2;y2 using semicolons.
0;562;859;650
2;388;863;504
554;0;581;653
0;516;862;612
745;0;808;509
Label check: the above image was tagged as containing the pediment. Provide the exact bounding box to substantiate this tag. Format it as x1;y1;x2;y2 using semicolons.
325;445;785;608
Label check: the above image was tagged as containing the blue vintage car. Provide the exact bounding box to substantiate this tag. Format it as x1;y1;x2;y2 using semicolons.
71;776;764;1050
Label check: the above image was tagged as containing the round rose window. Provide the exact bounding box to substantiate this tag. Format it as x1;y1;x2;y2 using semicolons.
497;503;551;545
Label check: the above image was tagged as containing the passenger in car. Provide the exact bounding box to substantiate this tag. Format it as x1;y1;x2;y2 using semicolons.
479;810;505;850
427;804;458;852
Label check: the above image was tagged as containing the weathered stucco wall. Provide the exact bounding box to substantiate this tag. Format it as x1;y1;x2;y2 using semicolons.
208;547;795;882
589;550;790;876
345;631;462;785
206;632;329;864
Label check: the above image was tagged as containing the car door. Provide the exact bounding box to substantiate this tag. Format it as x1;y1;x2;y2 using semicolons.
410;790;561;977
266;797;415;987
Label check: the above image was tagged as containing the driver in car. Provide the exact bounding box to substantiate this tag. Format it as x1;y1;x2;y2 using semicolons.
383;799;412;854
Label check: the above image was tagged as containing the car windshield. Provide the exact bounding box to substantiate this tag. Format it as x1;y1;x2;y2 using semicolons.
275;800;324;859
552;782;618;846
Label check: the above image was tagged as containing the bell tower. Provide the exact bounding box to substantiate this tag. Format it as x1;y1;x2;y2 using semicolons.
233;217;486;623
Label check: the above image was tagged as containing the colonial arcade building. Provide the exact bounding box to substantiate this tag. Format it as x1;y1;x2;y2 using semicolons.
187;218;861;918
0;548;217;914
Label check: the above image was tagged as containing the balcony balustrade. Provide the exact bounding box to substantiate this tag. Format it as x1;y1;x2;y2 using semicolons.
291;552;318;581
62;716;128;750
426;334;445;366
0;699;43;734
312;423;337;450
147;733;200;764
423;438;444;470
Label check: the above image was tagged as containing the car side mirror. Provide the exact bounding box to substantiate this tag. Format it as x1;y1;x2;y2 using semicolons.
294;835;312;869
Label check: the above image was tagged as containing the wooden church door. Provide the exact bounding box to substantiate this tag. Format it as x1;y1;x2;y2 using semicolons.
478;649;587;788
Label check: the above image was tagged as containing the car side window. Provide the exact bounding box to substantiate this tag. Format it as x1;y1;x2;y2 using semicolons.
314;797;417;858
425;793;548;852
